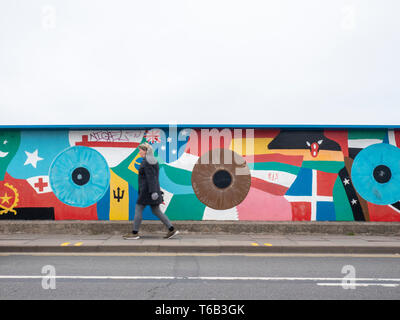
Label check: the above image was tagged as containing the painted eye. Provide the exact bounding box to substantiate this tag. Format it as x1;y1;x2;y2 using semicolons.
191;148;251;210
49;146;110;207
351;143;400;205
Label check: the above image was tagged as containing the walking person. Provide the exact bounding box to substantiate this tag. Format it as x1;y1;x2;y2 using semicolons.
123;142;179;240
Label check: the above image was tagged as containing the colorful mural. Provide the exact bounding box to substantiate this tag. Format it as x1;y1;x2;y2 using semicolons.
0;127;400;222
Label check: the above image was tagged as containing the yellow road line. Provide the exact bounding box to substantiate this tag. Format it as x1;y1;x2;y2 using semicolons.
60;242;70;246
74;242;83;246
264;243;273;246
251;243;259;246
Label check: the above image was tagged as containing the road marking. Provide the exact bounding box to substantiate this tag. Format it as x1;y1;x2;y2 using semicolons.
1;275;399;283
317;283;399;287
61;241;83;246
264;243;273;246
251;243;259;246
0;253;399;258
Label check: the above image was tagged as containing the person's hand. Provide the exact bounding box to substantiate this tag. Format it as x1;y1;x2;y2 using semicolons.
151;192;159;200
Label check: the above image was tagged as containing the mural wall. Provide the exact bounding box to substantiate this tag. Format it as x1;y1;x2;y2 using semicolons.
0;128;400;222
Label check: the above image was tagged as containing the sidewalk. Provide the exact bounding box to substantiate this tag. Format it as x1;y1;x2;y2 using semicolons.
0;221;400;254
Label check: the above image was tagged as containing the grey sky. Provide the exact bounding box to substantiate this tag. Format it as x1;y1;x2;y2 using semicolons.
0;0;399;125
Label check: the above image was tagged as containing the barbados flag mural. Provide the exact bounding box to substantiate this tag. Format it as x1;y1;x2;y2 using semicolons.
0;127;399;222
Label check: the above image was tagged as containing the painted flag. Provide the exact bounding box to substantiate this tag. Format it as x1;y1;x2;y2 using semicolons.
144;129;162;144
69;130;145;167
268;130;342;158
150;128;192;164
108;170;130;220
284;168;337;221
368;202;400;222
127;152;143;175
144;127;195;195
96;174;164;221
0;130;21;181
228;128;304;166
347;129;386;159
249;162;300;196
250;172;297;196
0;180;19;215
98;170;165;221
7;130;70;179
228;129;305;166
333;166;366;221
324;130;349;157
1;173;97;220
26;176;52;194
387;129;400;148
147;129;198;197
268;130;344;173
229;129;279;160
111;136;147;190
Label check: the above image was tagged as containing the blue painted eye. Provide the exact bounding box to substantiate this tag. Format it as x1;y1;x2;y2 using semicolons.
49;146;110;207
351;143;400;205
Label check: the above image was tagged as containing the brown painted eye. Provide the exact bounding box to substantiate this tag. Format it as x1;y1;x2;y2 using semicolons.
191;148;251;210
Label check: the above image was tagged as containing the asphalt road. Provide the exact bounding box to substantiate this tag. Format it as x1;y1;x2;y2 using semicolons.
0;253;399;300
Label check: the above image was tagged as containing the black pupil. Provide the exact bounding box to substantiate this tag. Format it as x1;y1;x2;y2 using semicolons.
212;170;232;189
373;165;391;184
72;167;90;186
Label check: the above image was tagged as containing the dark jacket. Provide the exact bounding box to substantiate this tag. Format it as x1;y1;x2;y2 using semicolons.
137;158;163;206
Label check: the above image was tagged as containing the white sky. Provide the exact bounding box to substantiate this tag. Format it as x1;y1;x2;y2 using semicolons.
0;0;399;126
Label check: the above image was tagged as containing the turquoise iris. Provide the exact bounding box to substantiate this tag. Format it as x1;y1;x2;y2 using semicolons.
49;146;110;207
351;143;400;205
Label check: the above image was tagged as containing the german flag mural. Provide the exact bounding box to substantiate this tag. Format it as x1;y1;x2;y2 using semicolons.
0;128;400;222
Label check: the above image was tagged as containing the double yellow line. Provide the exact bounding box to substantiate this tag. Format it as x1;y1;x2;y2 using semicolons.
60;242;83;247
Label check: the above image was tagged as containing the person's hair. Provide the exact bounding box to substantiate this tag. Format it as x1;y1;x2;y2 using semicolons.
139;142;157;164
138;143;150;152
